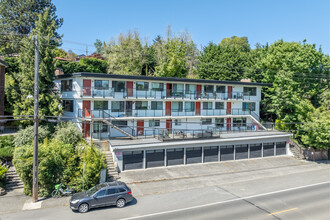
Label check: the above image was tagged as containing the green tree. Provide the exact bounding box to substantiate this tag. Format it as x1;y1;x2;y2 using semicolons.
94;39;105;54
13;125;50;147
8;9;62;122
79;58;107;73
53;122;82;146
0;0;63;55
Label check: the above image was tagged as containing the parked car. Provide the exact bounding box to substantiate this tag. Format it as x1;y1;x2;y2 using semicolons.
70;181;133;213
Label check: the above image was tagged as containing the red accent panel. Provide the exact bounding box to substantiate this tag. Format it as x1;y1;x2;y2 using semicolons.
82;121;90;138
166;83;172;97
126;81;133;97
228;86;232;99
195;102;201;115
196;85;202;98
166;119;172;133
226;118;231;131
137;120;144;136
83;100;91;117
165;102;171;116
226;102;231;115
83;79;91;96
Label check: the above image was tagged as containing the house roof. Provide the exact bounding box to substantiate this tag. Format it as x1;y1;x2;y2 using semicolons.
55;72;272;87
0;59;8;67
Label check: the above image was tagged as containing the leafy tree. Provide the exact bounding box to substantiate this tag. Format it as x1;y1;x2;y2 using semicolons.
54;48;67;58
0;135;15;160
79;57;107;73
220;36;250;52
8;9;63;122
13;125;50;147
0;165;8;188
4;57;20;114
53;122;82;146
0;0;63;55
104;31;143;75
94;39;105;54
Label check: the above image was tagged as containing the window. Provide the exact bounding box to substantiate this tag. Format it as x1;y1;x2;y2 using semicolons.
93;122;108;133
63;100;73;112
112;121;127;127
94;80;109;90
233;118;247;127
149;120;160;127
136;82;149;91
215;118;224;127
173;84;184;93
185;102;195;112
106;188;118;195
94;101;108;110
111;101;124;112
151;83;164;91
204;85;214;93
174;119;181;126
151;101;162;110
172;102;183;112
61;80;72;92
113;81;125;92
118;188;126;193
136;101;148;110
95;189;106;197
215;102;224;109
242;102;256;111
203;102;212;110
243;87;257;96
216;86;225;93
202;118;212;125
185;84;196;94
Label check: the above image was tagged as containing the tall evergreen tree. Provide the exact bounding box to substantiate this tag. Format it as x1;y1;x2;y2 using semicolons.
8;9;62;122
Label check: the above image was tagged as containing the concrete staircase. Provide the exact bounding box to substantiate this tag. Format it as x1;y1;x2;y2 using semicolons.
102;120;136;140
289;143;305;160
5;166;24;190
104;151;118;181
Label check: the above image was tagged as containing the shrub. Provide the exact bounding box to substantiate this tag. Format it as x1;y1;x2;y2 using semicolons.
13;126;50;147
53;122;82;145
0;165;8;188
13;138;106;196
0;135;15;160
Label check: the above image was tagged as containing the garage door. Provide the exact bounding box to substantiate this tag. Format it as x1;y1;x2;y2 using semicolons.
263;143;274;157
167;148;184;166
220;145;234;161
276;142;286;155
123;151;143;171
250;144;262;158
186;147;202;164
146;149;165;168
204;146;219;163
235;144;248;160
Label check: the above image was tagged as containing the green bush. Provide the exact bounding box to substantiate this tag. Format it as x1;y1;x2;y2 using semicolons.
53;122;82;145
0;165;8;188
13;126;50;147
0;135;15;159
13;138;106;196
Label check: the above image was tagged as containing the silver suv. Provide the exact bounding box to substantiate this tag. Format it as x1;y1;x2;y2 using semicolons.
70;181;133;213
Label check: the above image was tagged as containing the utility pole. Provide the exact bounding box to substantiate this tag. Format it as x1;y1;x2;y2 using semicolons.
32;36;39;203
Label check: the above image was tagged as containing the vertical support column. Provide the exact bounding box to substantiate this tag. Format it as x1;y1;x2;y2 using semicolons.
143;150;146;169
233;145;236;160
201;147;204;163
286;141;289;155
248;144;250;159
218;146;221;162
274;142;277;156
164;149;167;166
184;148;186;165
261;143;264;157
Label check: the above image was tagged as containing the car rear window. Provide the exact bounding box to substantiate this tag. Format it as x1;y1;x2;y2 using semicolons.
118;188;126;193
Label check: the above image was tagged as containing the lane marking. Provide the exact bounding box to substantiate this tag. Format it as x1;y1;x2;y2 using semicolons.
120;181;330;220
268;208;297;215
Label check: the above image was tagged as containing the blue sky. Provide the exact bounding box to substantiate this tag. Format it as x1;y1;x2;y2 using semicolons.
54;0;330;55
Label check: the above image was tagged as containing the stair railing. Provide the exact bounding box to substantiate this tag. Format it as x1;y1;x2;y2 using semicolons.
103;111;136;137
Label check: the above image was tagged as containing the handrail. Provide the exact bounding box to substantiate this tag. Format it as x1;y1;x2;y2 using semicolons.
103;111;136;136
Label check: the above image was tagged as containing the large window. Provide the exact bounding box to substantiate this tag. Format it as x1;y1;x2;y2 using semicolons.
151;83;164;91
204;85;214;93
136;82;149;91
61;80;72;92
215;118;224;127
172;102;183;112
243;87;257;96
174;119;181;126
149;120;160;127
202;118;212;125
215;102;224;109
63;100;73;112
233;118;247;127
94;101;108;110
151;101;162;110
173;84;184;93
111;101;124;112
94;80;109;90
113;81;125;92
216;86;225;93
203;102;212;110
185;102;195;112
242;102;256;111
135;101;148;110
93;122;108;133
112;120;127;127
185;84;196;94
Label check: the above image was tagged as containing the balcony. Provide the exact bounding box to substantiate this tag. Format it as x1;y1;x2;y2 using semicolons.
78;108;253;118
73;87;256;101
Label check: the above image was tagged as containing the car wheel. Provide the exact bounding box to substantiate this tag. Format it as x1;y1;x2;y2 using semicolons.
78;203;89;213
116;198;126;208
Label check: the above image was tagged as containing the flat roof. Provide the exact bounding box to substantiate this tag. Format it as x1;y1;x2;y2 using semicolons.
110;131;292;151
55;72;272;87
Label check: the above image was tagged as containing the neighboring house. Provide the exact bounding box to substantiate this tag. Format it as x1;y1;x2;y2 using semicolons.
0;59;8;131
54;72;292;171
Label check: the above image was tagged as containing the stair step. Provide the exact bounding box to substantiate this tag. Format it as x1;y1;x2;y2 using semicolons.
6;182;24;187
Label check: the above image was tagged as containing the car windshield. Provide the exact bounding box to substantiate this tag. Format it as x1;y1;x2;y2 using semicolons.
87;185;99;196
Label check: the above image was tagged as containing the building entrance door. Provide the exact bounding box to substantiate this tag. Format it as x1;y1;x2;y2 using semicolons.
196;85;201;98
83;79;91;96
165;102;171;116
166;119;172;133
228;86;232;99
137;120;144;136
83;100;91;117
195;102;201;115
166;83;172;97
126;81;133;97
226;102;231;114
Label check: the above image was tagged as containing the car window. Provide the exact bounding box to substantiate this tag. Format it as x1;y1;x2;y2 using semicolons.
118;188;126;193
95;189;106;197
106;188;118;195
